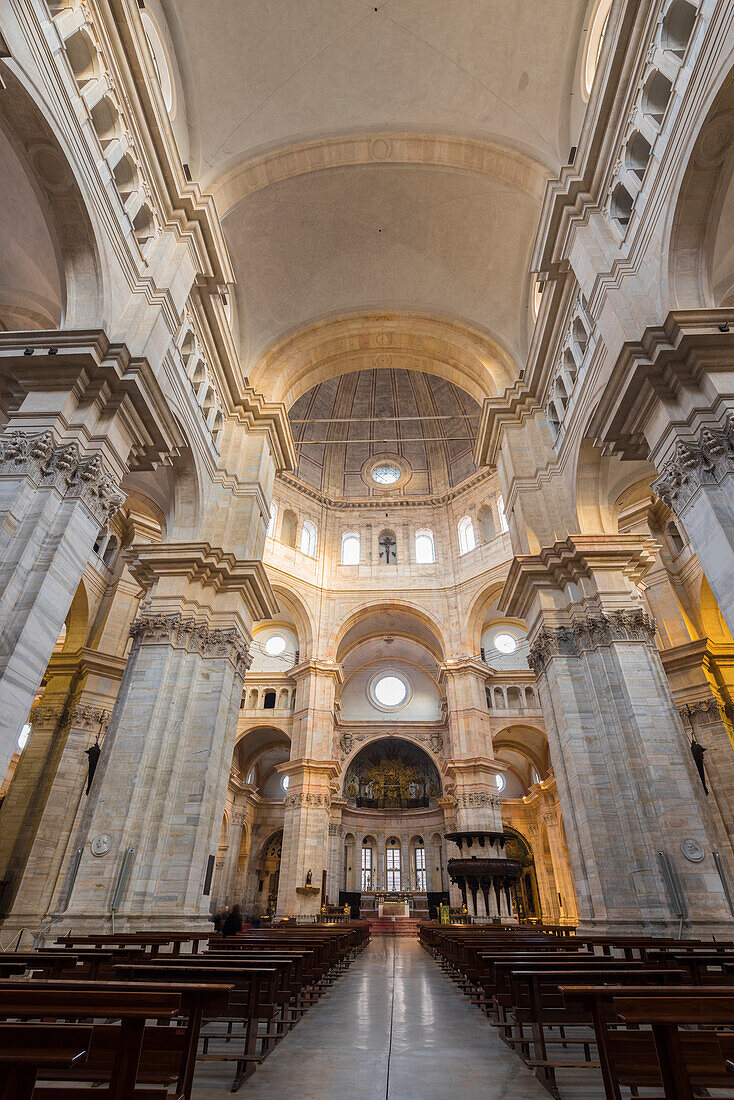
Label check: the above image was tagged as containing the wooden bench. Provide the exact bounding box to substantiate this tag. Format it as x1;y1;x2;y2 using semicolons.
0;1023;92;1100
0;981;186;1099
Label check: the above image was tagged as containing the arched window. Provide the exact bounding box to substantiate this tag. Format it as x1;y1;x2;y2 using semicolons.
497;495;509;534
458;516;475;555
341;532;360;565
386;842;401;891
378;529;397;564
478;505;495;543
301;519;317;557
266;501;278;538
413;844;426;891
361;845;373;891
263;690;276;710
583;0;612;98
415;529;434;564
281;509;297;548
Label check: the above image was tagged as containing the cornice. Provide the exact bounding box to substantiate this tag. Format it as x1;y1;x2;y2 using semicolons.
473;382;544;469
290;659;345;685
276;464;495;510
588;310;734;460
500;534;659;619
231;385;296;472
0;329;185;474
127;542;278;620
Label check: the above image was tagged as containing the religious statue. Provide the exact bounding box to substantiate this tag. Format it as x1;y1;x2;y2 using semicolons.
690;735;708;794
84;739;101;794
305;868;312;885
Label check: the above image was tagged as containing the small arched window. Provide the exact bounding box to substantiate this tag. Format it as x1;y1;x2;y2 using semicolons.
378;530;397;565
497;495;509;534
341;532;360;565
583;0;612;98
281;509;297;548
267;501;278;538
458;516;475;555
301;520;317;557
415;529;434;564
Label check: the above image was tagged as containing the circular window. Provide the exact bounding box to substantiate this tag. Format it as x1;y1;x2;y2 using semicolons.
494;633;518;655
495;773;506;793
370;672;410;710
264;634;287;656
281;775;290;792
372;463;401;486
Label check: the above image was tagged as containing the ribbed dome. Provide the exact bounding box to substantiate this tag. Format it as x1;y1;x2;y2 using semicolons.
288;369;480;498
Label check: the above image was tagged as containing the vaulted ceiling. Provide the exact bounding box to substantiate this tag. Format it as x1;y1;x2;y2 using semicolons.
164;0;591;379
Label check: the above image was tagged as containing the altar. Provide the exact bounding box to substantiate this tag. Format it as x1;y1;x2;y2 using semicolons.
379;900;409;917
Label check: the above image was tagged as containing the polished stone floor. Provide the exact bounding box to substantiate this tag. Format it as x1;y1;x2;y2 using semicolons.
192;936;603;1099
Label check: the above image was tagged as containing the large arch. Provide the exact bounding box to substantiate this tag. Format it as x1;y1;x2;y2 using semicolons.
0;63;104;329
249;312;518;409
269;584;316;661
668;64;734;307
331;600;447;663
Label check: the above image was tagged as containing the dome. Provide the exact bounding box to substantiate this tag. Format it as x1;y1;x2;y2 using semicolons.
288;368;480;497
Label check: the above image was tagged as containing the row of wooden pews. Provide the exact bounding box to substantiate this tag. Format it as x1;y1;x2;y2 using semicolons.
420;922;734;1099
0;922;369;1097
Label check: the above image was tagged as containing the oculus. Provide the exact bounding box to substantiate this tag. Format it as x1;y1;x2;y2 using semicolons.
372;463;401;486
371;673;409;710
264;633;287;656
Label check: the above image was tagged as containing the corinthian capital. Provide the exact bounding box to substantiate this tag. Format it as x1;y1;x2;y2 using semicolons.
653;414;734;513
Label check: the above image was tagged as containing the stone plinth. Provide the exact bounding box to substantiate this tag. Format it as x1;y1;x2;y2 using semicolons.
295;884;321;917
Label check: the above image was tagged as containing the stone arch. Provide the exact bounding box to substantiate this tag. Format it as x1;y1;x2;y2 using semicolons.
668;63;734;306
249;312;518;408
61;580;91;654
465;583;507;656
330;600;446;662
574;426;657;535
0;63;104;328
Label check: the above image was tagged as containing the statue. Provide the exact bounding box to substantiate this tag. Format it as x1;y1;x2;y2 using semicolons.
690;735;708;794
305;868;312;885
84;739;101;794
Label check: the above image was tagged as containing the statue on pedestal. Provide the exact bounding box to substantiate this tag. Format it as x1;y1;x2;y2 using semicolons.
305;868;312;885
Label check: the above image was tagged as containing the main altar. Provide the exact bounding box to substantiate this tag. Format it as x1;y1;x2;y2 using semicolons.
360;891;428;919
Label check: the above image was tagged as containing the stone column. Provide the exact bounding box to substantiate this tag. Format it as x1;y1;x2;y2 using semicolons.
275;660;342;916
215;811;246;910
52;544;276;934
503;534;734;934
0;335;183;782
0;430;123;779
326;815;345;906
541;810;579;925
440;661;505;833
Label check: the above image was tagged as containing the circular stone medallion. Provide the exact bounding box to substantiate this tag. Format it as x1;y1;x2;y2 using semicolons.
680;838;705;863
91;833;112;857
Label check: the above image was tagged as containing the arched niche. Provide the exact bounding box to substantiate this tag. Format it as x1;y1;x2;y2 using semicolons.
343;738;442;809
0;64;103;328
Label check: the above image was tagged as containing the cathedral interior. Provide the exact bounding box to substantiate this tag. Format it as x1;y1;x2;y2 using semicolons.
3;0;734;1096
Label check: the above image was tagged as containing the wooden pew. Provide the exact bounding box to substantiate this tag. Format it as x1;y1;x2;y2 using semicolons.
561;985;734;1100
0;1023;92;1100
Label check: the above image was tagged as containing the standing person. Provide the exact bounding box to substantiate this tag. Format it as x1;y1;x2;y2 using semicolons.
222;904;242;937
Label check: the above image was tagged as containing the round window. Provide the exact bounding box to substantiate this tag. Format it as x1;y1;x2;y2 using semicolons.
495;773;506;793
372;674;408;709
281;775;290;792
372;463;401;486
264;634;287;656
494;633;518;655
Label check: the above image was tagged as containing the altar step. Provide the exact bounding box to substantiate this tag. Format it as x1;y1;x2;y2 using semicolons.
367;917;422;936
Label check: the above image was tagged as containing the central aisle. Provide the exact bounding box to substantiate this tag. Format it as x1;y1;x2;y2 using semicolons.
193;936;571;1099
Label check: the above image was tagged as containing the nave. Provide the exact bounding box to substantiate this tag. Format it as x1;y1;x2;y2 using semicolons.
193;937;598;1100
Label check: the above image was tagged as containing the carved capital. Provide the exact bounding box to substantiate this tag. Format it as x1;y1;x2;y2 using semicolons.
453;791;501;809
71;704;110;732
653;415;734;513
0;431;124;523
328;823;344;837
528;609;657;675
129;613;251;677
679;698;733;730
283;791;331;810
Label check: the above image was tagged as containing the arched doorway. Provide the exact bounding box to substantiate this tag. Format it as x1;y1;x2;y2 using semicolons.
504;827;542;923
256;831;282;917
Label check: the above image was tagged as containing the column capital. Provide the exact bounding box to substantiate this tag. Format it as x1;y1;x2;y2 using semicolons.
500;534;659;620
0;430;125;525
129;612;252;677
652;415;734;514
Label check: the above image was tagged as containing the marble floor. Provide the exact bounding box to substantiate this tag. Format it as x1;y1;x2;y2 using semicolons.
192;936;604;1099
